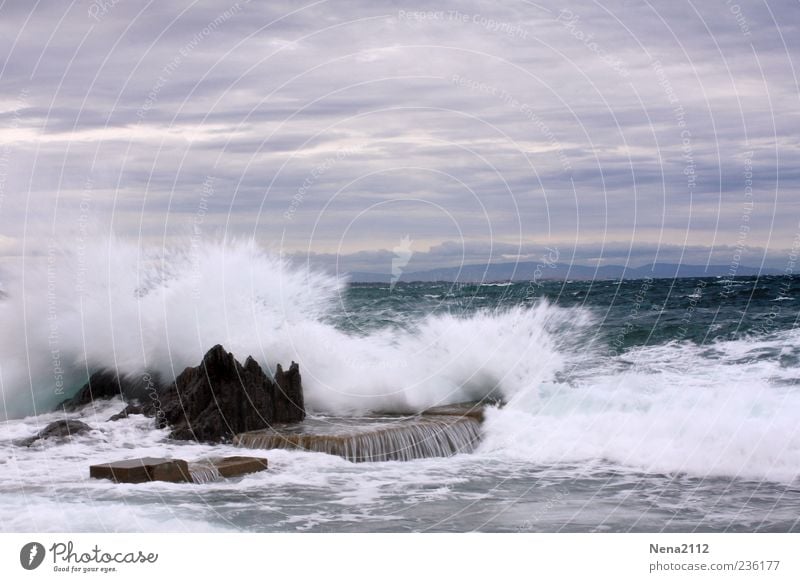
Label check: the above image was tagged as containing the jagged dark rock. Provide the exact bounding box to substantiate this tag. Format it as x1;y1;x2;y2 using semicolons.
273;361;305;423
158;345;283;442
58;370;160;412
108;402;152;421
16;419;92;447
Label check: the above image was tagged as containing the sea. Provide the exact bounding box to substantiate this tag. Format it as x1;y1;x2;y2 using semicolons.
1;241;799;532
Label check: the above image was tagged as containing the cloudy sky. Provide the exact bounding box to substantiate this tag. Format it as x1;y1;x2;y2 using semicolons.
1;0;798;275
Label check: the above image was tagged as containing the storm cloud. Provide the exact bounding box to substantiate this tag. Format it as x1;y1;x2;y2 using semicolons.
1;0;798;274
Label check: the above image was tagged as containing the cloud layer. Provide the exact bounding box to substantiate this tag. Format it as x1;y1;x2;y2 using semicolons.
1;0;798;272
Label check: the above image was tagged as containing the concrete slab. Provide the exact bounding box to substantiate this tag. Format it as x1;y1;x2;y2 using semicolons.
90;457;191;484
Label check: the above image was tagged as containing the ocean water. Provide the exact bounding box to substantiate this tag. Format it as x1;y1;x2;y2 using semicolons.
1;241;799;532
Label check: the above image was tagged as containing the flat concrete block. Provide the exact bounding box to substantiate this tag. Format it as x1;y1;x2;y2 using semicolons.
90;457;191;484
213;456;268;478
235;415;482;462
422;402;486;421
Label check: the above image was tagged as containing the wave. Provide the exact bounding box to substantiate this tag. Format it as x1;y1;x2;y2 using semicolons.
0;238;583;419
480;334;800;482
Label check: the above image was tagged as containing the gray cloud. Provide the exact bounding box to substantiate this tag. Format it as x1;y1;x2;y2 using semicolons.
0;0;798;272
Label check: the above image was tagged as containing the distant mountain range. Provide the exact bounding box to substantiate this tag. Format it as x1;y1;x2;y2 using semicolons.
346;262;782;283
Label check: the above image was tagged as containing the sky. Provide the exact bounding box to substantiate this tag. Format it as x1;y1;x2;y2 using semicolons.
1;0;799;275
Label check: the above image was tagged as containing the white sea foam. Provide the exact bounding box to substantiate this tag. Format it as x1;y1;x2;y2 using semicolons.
480;333;800;482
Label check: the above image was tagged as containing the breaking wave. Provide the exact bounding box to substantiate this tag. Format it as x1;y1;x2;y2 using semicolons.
0;238;579;419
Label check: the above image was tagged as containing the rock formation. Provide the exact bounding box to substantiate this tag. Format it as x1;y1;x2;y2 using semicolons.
58;370;159;412
51;345;304;440
108;403;151;422
157;345;305;442
273;362;305;423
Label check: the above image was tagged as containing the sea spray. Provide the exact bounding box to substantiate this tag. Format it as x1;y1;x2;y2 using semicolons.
0;239;340;418
0;238;582;419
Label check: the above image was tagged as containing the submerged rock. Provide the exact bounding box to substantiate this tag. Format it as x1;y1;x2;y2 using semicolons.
16;419;92;447
158;345;303;442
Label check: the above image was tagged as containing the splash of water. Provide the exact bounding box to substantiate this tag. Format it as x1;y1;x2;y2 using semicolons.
188;463;222;484
0;238;577;420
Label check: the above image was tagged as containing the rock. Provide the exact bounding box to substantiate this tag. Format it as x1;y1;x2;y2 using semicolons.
16;419;92;447
58;371;121;411
90;457;191;484
58;370;160;412
108;402;156;421
158;345;277;442
273;362;305;423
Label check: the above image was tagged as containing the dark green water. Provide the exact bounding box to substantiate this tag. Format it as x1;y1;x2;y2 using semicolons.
339;276;800;348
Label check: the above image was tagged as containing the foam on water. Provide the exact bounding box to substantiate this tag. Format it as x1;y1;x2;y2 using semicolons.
480;332;800;482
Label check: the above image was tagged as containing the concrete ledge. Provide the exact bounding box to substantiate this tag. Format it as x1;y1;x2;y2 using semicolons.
421;402;487;421
213;456;268;478
235;415;482;462
91;456;269;484
90;457;191;484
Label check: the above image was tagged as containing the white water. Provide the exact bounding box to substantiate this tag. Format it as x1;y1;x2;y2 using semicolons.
481;332;800;482
188;462;222;484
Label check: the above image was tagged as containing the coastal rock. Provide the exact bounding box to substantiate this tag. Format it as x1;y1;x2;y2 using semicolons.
16;419;92;447
108;403;151;421
157;345;278;442
273;362;305;423
58;370;159;412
